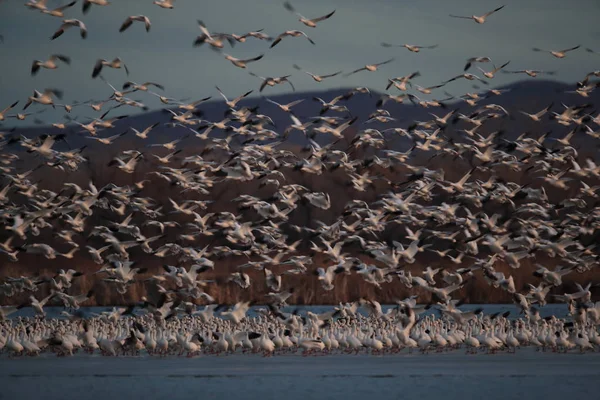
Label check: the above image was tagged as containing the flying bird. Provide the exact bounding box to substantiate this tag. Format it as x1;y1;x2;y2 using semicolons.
283;2;336;28
31;54;70;76
532;45;580;58
293;64;341;82
450;5;505;24
345;59;395;76
92;58;129;78
82;0;110;14
40;1;77;17
270;30;315;48
381;43;438;53
119;16;151;33
224;53;264;69
51;19;87;40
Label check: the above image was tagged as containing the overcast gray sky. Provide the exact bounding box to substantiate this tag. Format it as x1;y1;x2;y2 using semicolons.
0;0;599;127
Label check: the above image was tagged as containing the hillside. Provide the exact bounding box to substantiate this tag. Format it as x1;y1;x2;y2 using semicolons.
0;78;599;306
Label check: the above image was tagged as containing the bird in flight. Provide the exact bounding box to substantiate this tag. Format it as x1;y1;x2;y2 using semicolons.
345;59;395;76
450;5;505;24
532;45;580;59
283;1;336;28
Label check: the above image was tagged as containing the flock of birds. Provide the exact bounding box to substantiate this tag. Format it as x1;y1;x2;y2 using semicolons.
0;1;600;358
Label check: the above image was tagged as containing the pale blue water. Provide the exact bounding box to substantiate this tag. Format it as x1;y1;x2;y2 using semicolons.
1;351;599;400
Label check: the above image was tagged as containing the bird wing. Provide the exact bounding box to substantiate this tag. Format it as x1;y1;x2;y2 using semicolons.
119;17;133;32
346;67;366;76
376;58;395;66
322;71;342;79
310;10;336;23
561;45;580;53
283;1;296;13
243;54;264;63
484;5;505;17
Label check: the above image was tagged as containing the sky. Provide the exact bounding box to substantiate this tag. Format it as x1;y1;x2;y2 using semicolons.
0;0;599;127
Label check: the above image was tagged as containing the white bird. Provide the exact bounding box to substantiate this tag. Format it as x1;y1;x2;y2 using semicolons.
450;5;505;24
119;16;151;33
283;2;336;28
40;1;77;17
51;19;87;40
31;54;70;76
82;0;110;14
223;53;264;69
154;0;175;9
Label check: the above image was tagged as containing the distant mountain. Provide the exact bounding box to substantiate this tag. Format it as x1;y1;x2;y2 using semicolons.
1;79;599;306
5;79;599;154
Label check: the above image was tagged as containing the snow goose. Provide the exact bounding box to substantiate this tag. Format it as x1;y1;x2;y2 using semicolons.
477;61;510;79
381;43;438;53
533;264;574;287
22;331;42;356
223;53;263;69
385;71;421;91
259;333;276;356
51;19;87;40
367;333;384;354
6;332;25;356
417;329;433;353
123;81;164;92
155;329;170;356
92;57;129;78
26;0;49;11
119;16;151;33
284;2;335;28
293;64;341;82
154;0;175;9
532;45;580;59
573;331;593;353
83;0;110;14
299;337;325;355
216;86;253;108
464;326;481;354
450;5;505;24
41;1;77;17
194;20;233;49
345;59;394;76
265;97;304;113
433;329;448;351
98;334;120;357
212;332;229;354
220;301;251;325
0;101;19;121
270;30;315;48
503;69;555;77
555;331;571;352
30;293;54;316
463;56;492;71
23;88;63;109
480;329;503;353
183;333;202;357
249;72;295;92
53;289;94;310
506;328;520;353
445;73;488;85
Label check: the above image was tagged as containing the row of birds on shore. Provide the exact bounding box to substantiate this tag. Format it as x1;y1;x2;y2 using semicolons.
2;299;600;357
0;1;599;357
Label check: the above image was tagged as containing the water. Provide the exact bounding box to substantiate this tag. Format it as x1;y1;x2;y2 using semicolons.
2;352;599;400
